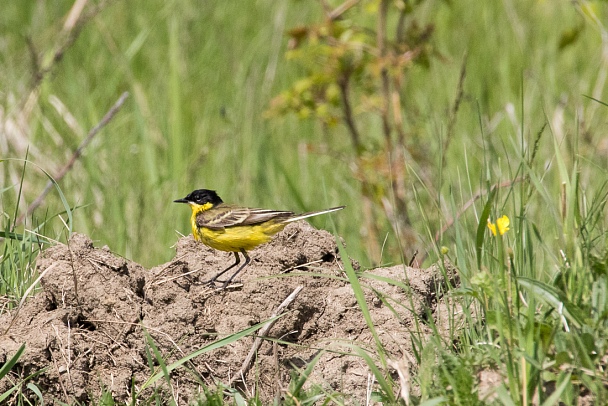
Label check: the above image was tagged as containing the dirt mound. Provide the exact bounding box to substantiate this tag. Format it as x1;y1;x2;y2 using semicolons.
0;223;456;404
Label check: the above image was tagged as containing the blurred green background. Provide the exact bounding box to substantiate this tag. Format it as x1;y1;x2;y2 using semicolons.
1;0;606;269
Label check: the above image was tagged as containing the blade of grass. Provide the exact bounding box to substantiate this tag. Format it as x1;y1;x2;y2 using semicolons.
26;383;44;405
495;384;517;406
336;239;386;367
0;230;52;245
137;313;284;393
517;277;584;329
353;346;395;403
419;397;448;406
289;350;324;397
3;158;74;233
0;343;25;379
476;186;496;270
0;343;26;402
582;94;608;108
11;150;28;231
143;329;176;406
540;372;571;406
168;14;184;177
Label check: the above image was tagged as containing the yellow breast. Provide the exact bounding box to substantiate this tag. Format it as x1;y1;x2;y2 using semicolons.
197;225;267;252
189;209;287;252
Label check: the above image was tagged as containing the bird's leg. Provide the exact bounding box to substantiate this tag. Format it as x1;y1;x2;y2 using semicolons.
221;249;251;288
207;251;240;286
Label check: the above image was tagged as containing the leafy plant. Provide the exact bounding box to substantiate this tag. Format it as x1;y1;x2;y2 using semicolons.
0;343;26;402
268;0;439;262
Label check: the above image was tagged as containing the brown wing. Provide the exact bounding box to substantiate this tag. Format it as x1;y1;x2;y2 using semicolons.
196;204;294;230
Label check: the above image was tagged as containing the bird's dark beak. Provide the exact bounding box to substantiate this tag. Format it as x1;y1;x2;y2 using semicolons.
173;198;189;204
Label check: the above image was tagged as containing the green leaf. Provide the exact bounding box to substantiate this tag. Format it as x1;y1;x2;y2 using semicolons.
540;372;571;406
517;277;584;329
337;240;386;367
290;350;324;397
476;187;497;269
0;344;26;402
0;343;25;379
554;351;571;367
143;330;174;404
495;384;517;406
419;397;448;406
26;383;44;405
0;230;52;245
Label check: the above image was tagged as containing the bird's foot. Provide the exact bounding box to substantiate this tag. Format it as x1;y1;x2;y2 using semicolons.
205;278;241;290
205;278;221;289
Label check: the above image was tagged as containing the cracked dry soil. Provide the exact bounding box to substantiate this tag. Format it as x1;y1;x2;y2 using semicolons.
0;222;456;404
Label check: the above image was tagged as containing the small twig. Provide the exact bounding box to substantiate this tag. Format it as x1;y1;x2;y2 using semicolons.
228;286;304;386
15;91;129;227
64;0;88;31
27;0;115;93
152;267;204;286
49;347;71;403
273;340;280;400
280;259;324;274
377;0;392;150
337;75;362;153
67;241;80;305
441;52;467;170
25;36;42;86
327;0;359;21
145;254;189;293
408;250;418;268
395;6;407;44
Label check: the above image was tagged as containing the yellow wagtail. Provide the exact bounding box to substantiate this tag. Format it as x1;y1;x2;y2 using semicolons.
174;189;344;288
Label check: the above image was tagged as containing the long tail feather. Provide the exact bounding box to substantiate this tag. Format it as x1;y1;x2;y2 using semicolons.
284;206;345;223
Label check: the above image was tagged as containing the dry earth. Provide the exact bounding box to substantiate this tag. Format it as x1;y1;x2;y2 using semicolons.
0;222;458;404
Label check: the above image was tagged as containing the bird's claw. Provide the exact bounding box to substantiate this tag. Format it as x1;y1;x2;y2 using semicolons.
205;278;241;290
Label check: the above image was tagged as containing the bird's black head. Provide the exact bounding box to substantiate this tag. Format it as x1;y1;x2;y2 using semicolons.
174;189;224;207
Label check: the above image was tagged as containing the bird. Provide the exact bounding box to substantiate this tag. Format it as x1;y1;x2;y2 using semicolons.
174;189;344;288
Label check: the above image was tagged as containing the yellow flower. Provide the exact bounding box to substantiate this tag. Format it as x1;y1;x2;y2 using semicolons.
488;215;510;236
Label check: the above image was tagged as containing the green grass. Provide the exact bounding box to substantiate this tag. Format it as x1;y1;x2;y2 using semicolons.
1;0;608;404
0;1;605;266
0;158;72;308
1;1;604;268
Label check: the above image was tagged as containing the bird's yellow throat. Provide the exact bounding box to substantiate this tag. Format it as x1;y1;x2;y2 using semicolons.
188;202;214;242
